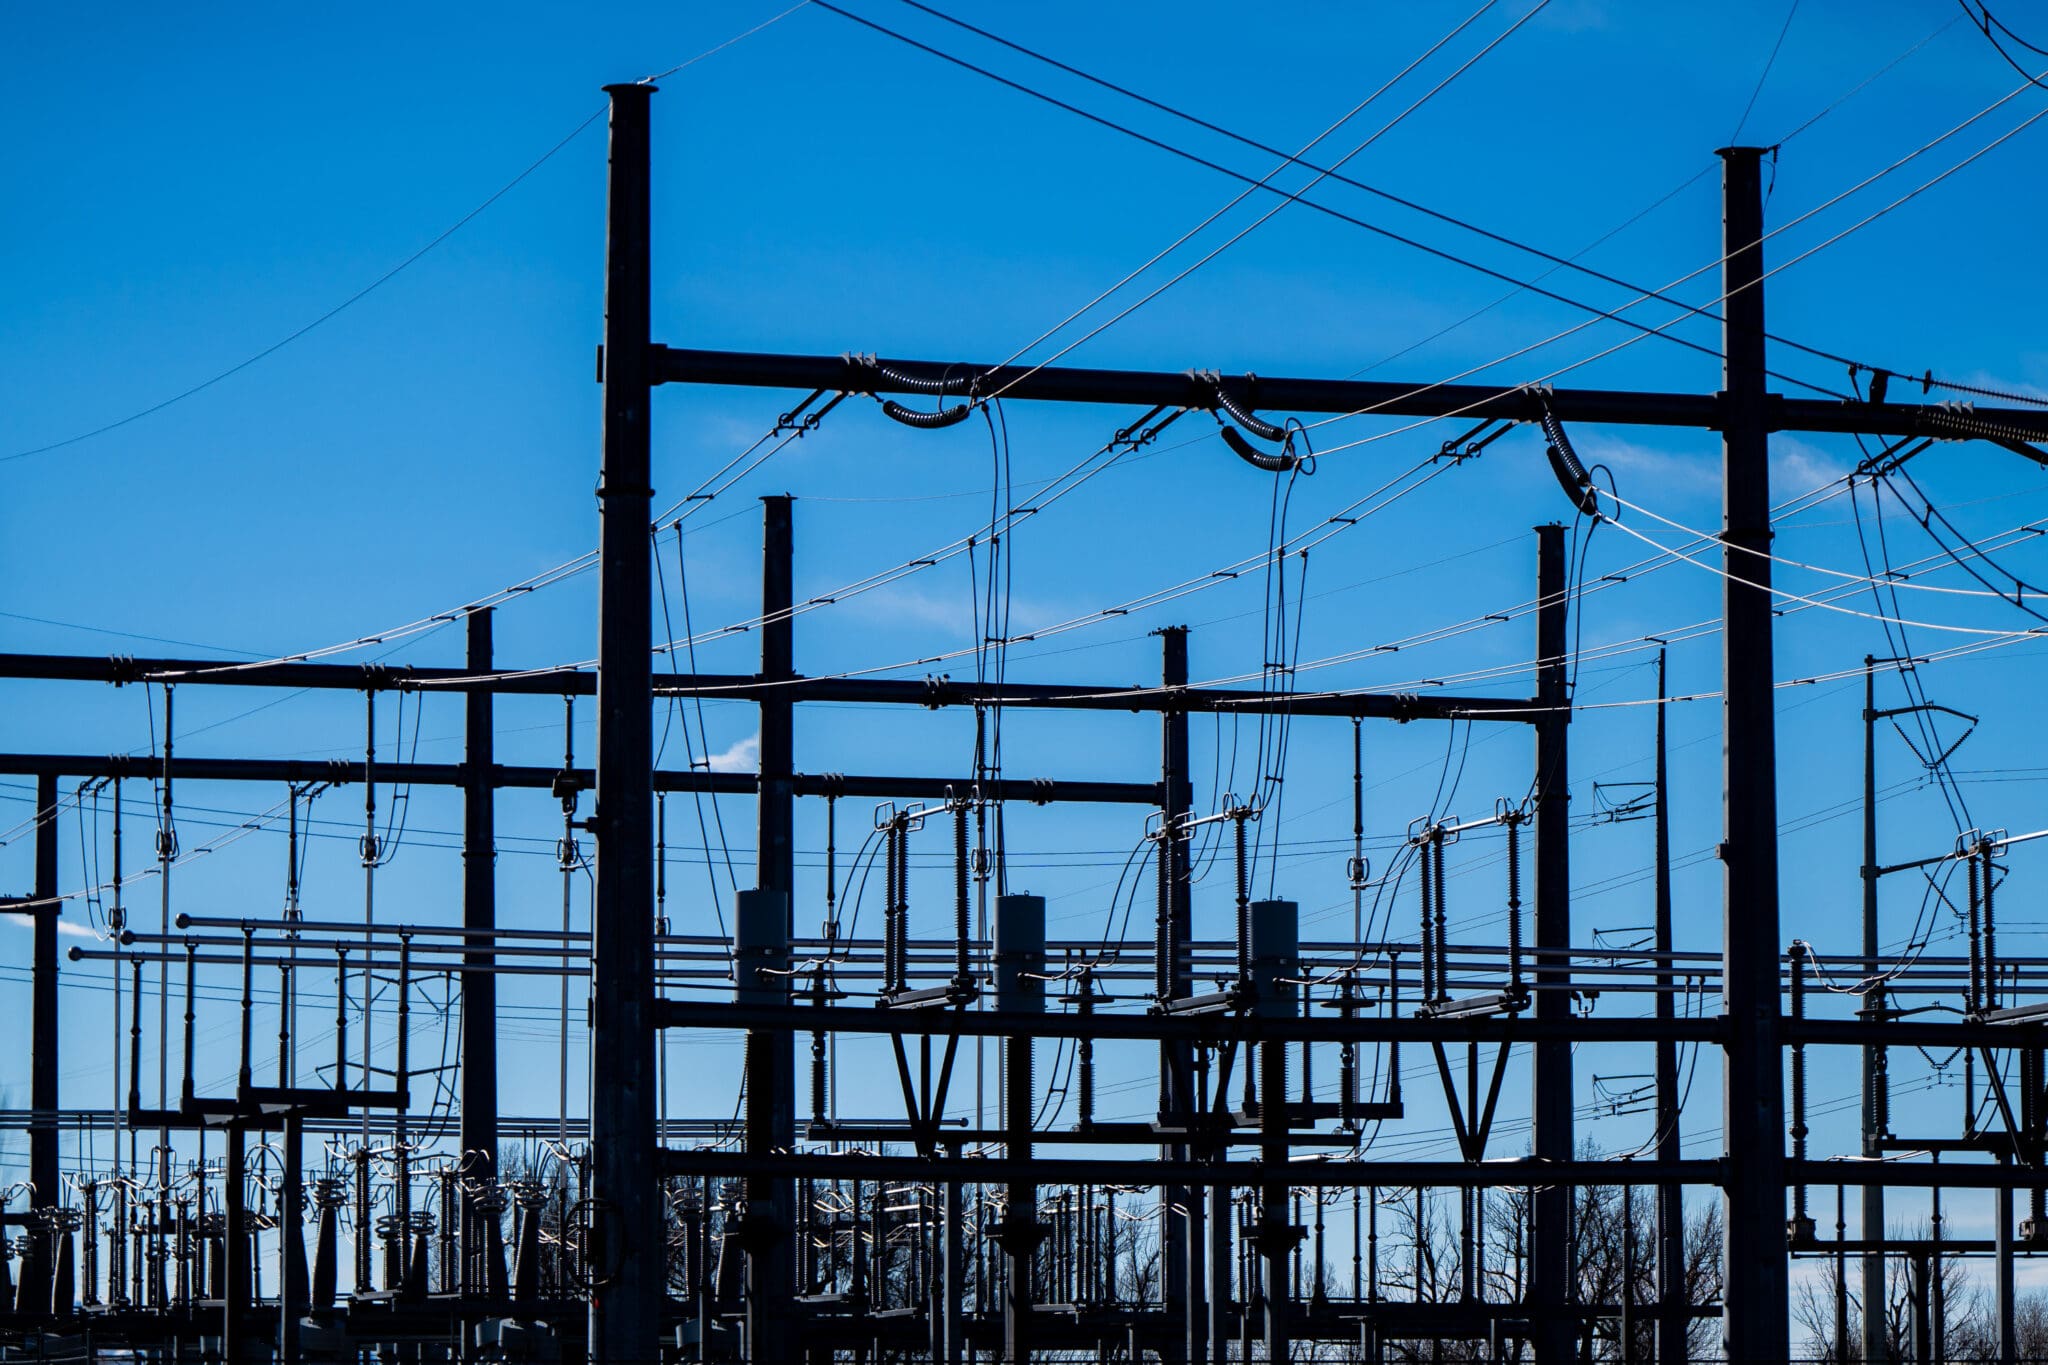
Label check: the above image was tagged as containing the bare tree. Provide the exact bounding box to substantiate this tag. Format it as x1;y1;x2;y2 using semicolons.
1368;1141;1721;1363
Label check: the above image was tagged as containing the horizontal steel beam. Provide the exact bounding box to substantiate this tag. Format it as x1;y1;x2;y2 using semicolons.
652;346;2048;441
0;752;1157;803
0;653;1539;722
660;1001;2048;1049
660;1147;2048;1193
0;652;596;694
661;1146;1717;1189
763;675;1543;721
657;999;1726;1045
1786;1017;2048;1048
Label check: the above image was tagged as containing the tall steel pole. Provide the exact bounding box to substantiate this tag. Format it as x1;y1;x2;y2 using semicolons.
1716;144;1790;1365
589;80;662;1364
1252;900;1300;1364
1157;625;1199;1365
461;606;499;1292
1654;648;1687;1364
1861;657;1887;1364
996;894;1046;1364
760;494;796;903
751;493;798;1363
31;771;60;1294
737;888;793;1360
1531;525;1574;1364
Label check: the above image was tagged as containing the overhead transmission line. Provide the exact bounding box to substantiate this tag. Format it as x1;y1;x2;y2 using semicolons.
180;14;2046;693
848;0;2037;407
972;0;1547;400
652;420;2031;716
1009;478;2045;710
1729;0;1803;145
818;0;1860;404
1343;12;1958;380
1959;0;2048;93
867;82;2048;697
638;25;2048;681
183;13;2048;698
749;14;1961;668
1591;487;2048;640
1301;84;2048;461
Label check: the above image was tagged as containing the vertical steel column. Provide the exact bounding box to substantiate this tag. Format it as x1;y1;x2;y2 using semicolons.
31;771;59;1301
223;1124;246;1365
943;1178;965;1365
1251;899;1301;1364
754;494;798;1360
1654;650;1687;1365
279;1112;304;1365
1157;625;1199;1365
1997;1171;2016;1365
461;606;499;1296
1716;143;1790;1365
760;494;796;902
1909;1252;1932;1365
1861;659;1887;1365
736;888;793;1360
589;79;661;1365
1531;525;1574;1365
995;894;1045;1364
1208;1158;1231;1364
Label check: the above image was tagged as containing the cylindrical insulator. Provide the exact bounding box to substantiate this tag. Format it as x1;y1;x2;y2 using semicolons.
895;824;911;991
811;1027;828;1126
1154;828;1172;1002
1234;816;1251;985
1968;854;1984;1014
1875;1045;1890;1136
1505;817;1525;994
1982;843;1998;1011
883;823;900;994
1338;1039;1357;1125
1431;835;1448;1003
953;803;970;984
1078;999;1095;1127
1417;842;1435;1004
1790;942;1810;1222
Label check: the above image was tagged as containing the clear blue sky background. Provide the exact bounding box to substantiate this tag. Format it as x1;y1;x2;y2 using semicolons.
5;0;2048;1308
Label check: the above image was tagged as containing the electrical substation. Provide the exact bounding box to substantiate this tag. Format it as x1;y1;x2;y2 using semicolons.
11;20;2048;1365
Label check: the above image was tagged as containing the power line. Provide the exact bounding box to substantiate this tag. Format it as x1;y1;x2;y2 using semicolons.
817;0;1856;403
866;0;2033;408
976;0;1536;395
1729;0;1803;145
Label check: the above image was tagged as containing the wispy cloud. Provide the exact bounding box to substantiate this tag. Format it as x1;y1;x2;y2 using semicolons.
2;912;108;941
1771;436;1853;499
1951;369;2048;405
706;733;760;773
1571;433;1852;508
847;584;977;636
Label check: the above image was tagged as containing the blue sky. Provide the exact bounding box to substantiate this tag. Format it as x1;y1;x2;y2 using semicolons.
6;0;2048;1307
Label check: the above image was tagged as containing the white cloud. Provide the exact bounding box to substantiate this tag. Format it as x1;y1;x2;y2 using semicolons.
1770;436;1853;499
706;733;760;773
1574;434;1716;497
1567;432;1854;508
2;911;109;940
1951;370;2048;405
845;583;976;635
